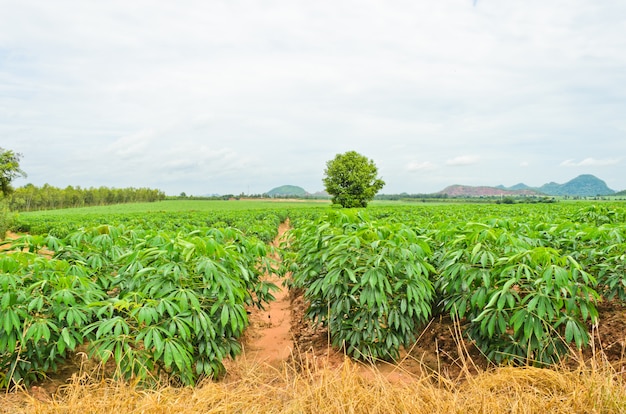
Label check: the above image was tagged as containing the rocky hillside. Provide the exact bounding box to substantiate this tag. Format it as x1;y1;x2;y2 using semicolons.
438;185;541;197
439;175;615;197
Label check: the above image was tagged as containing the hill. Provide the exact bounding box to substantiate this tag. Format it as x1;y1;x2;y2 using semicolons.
439;175;615;197
537;174;614;196
265;185;308;197
438;185;541;197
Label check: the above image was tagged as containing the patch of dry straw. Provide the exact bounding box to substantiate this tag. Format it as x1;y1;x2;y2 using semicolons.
2;352;625;414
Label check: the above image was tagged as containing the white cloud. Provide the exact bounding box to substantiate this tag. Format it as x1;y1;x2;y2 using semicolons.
406;161;437;172
446;155;480;167
107;130;154;159
520;161;530;167
560;158;622;167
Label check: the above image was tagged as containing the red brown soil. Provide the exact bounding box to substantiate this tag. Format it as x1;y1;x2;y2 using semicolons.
1;231;54;257
0;231;19;251
584;300;626;371
241;220;294;364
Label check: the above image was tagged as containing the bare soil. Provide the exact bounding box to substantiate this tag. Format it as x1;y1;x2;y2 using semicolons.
240;220;294;365
1;231;54;257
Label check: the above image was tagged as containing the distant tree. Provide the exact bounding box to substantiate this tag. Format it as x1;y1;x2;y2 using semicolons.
323;151;385;208
0;148;27;197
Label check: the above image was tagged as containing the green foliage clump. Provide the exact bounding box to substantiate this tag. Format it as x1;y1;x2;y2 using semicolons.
0;200;16;239
0;148;26;197
435;221;600;365
323;151;385;208
286;211;434;361
0;225;278;388
0;252;106;387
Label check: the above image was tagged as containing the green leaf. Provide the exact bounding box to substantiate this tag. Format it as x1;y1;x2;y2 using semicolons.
565;319;576;343
221;305;229;328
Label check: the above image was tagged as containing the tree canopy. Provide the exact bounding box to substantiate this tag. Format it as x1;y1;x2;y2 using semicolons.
322;151;385;208
0;148;27;197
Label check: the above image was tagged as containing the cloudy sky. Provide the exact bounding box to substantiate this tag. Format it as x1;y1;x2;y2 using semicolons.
2;1;625;195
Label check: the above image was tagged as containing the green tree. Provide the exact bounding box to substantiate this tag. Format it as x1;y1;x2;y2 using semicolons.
0;148;27;197
323;151;385;208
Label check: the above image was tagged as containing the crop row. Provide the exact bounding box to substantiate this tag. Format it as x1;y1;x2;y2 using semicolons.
285;203;626;364
13;208;292;243
1;224;277;387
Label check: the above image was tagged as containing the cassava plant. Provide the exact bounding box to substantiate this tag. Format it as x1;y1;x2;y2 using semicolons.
0;252;105;388
435;222;600;365
0;224;278;387
286;211;434;361
82;226;278;384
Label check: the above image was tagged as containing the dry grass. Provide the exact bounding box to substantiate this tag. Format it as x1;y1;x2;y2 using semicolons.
2;353;626;414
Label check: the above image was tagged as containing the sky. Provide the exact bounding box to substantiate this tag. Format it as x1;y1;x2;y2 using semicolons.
2;1;625;196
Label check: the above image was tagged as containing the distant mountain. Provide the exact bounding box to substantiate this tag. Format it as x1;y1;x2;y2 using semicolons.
508;183;533;191
265;185;308;197
495;183;533;191
439;174;615;197
312;190;330;198
538;174;614;196
438;185;541;197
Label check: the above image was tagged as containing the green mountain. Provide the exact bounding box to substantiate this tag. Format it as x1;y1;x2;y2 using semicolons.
265;185;308;197
439;185;541;197
497;175;614;197
538;174;615;196
454;175;615;197
497;183;533;191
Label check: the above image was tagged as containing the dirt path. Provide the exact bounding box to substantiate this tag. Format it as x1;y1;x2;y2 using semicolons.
241;220;483;381
241;220;293;365
239;220;462;382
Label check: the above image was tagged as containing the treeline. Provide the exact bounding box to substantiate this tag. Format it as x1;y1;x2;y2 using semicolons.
6;184;166;211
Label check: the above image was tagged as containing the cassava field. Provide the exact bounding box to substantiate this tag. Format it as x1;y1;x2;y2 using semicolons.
2;199;626;412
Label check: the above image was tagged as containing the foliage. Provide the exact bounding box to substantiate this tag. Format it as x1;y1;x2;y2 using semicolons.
0;148;27;197
286;211;434;360
15;207;287;243
593;242;626;301
435;223;599;365
0;225;278;387
0;201;16;239
287;203;622;366
322;151;385;208
0;251;105;387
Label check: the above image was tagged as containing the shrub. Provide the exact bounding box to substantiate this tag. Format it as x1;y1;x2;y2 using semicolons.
435;222;600;365
0;226;278;387
286;211;434;361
